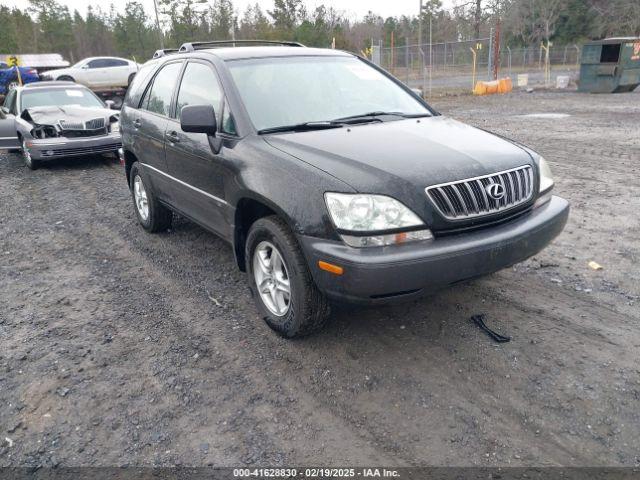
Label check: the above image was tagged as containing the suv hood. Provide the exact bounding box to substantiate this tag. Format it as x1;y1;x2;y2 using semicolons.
264;116;536;229
264;116;533;192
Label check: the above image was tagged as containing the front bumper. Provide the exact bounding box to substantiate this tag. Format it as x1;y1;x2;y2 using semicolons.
299;196;570;303
26;134;122;160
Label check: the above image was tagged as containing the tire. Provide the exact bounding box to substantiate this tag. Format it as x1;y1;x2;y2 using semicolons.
129;162;172;232
57;75;74;82
21;137;39;170
246;215;329;338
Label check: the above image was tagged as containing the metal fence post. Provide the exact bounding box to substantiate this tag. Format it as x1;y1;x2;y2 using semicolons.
444;42;447;71
405;39;410;86
487;27;493;80
507;46;512;78
470;46;477;92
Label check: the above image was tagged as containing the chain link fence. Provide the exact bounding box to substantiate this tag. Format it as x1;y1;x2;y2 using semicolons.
374;38;581;96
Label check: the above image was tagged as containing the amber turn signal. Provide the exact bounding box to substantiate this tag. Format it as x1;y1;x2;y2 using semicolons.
318;260;344;275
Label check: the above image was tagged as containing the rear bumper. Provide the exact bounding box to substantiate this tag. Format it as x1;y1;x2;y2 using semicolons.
298;196;569;304
26;134;122;160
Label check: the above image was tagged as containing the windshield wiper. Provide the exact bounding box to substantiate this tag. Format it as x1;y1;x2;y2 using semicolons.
257;121;344;135
332;111;431;124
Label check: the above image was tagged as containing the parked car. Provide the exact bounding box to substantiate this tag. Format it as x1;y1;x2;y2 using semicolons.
0;62;39;95
40;57;139;92
120;40;569;338
0;81;122;169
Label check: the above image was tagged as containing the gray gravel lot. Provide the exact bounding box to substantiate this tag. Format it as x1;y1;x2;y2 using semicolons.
1;90;639;468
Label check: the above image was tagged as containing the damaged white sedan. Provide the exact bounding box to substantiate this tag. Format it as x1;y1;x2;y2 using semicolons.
0;81;122;169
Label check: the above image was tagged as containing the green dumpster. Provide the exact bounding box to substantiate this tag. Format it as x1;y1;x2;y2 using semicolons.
578;37;640;93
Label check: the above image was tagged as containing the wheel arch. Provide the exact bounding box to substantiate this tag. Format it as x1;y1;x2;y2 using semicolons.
233;194;299;272
123;149;138;187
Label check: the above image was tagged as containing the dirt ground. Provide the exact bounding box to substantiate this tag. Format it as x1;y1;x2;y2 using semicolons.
1;90;639;468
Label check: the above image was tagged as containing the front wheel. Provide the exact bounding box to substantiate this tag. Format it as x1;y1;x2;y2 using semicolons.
129;162;172;232
246;216;329;338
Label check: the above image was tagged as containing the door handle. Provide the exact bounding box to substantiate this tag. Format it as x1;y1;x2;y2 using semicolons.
165;131;180;143
132;118;141;128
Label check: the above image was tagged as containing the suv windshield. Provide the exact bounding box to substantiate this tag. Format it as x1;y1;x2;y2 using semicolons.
228;56;430;132
21;88;104;111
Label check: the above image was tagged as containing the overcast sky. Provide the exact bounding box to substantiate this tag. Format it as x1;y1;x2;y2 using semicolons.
2;0;455;20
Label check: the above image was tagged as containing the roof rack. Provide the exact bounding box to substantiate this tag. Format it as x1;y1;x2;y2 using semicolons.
152;48;179;59
178;40;305;53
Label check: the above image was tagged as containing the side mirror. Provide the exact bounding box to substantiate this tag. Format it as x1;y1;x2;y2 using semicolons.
180;104;217;136
105;100;115;109
82;64;89;69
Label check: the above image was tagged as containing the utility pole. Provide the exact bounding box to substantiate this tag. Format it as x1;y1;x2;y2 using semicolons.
153;0;164;49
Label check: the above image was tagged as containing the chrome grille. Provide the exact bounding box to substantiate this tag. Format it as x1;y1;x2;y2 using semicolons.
85;118;105;130
59;119;83;130
40;142;122;157
426;165;534;220
59;118;105;130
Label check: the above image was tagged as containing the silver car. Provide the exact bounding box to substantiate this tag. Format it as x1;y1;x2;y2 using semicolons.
0;81;122;169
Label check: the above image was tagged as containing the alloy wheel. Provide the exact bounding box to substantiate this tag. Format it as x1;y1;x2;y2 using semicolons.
133;175;149;221
252;241;291;316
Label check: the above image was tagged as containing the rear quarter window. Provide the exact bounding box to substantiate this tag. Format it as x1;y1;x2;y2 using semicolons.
124;62;158;108
141;62;182;116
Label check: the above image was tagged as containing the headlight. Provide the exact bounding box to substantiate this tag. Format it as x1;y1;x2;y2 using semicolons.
324;193;433;247
110;121;120;133
325;193;423;231
538;156;554;193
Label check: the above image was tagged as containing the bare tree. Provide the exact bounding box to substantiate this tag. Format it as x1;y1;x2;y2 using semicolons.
453;0;483;38
507;0;568;45
588;0;640;37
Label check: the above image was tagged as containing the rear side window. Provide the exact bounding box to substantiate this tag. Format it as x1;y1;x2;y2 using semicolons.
124;62;156;108
141;62;182;117
175;62;223;120
105;59;129;67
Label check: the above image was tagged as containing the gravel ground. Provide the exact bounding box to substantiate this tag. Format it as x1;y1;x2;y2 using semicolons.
1;90;639;468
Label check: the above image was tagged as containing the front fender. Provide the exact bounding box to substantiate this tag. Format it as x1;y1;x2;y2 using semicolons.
226;136;354;240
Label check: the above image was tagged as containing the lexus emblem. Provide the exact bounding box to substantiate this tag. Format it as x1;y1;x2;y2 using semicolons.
485;182;505;200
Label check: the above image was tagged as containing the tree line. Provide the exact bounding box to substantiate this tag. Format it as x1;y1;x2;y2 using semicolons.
0;0;638;63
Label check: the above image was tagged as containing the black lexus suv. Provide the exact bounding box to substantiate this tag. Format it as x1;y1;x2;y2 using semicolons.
120;40;569;337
